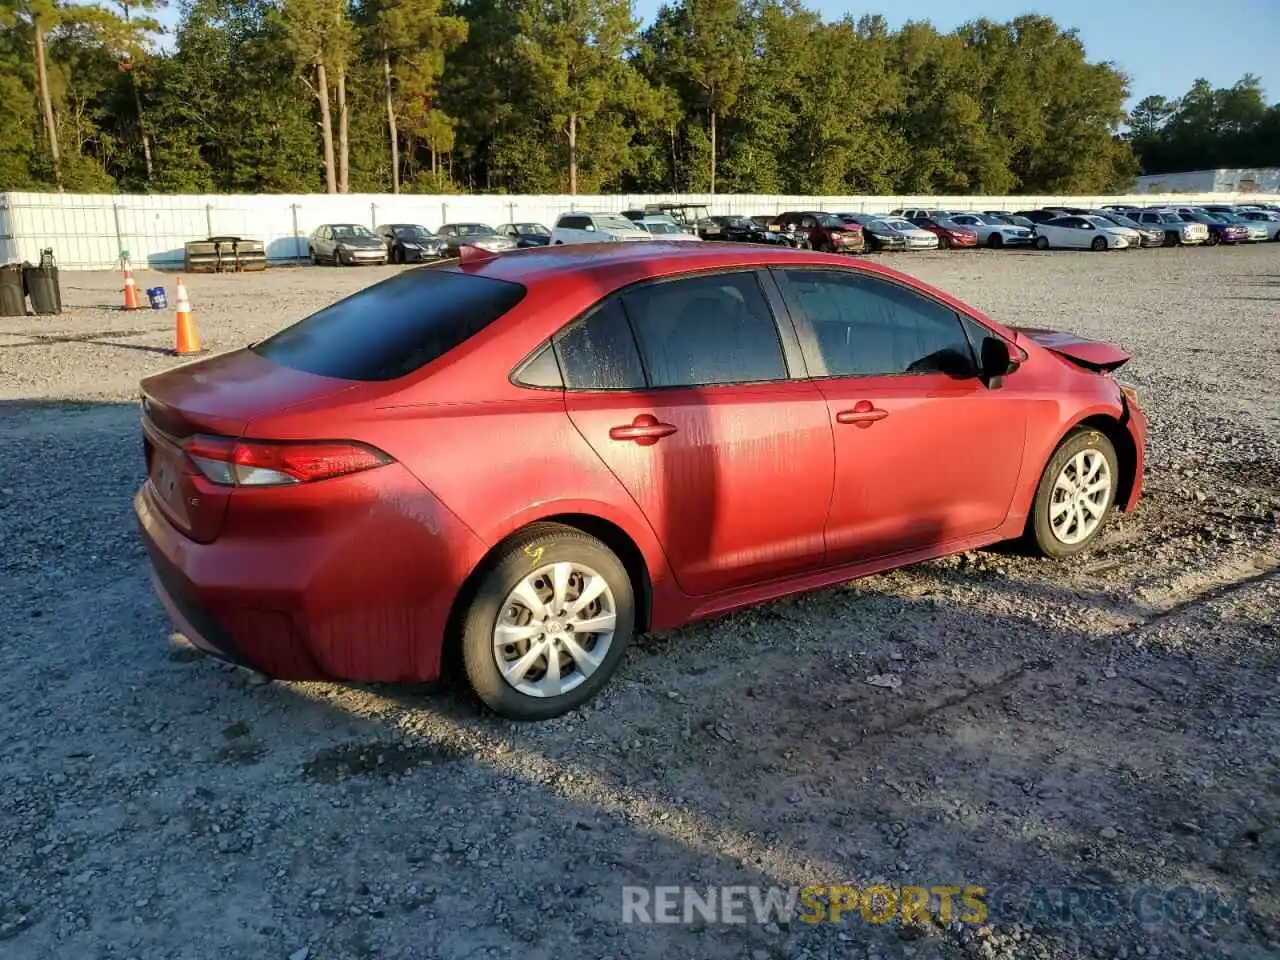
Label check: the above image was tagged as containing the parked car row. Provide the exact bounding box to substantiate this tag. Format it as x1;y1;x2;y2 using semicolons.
307;200;1280;266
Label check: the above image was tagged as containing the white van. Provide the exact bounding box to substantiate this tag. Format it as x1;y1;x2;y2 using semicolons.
551;212;653;245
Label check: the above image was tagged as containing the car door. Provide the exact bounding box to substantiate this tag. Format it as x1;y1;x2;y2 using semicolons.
319;226;338;260
773;266;1029;565
375;225;394;255
437;225;457;255
558;269;835;597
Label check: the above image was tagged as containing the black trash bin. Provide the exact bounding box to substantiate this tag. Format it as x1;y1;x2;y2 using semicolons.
0;263;25;317
24;257;62;315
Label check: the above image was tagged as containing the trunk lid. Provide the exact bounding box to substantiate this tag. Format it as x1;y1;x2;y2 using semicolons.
139;348;357;542
1013;327;1131;373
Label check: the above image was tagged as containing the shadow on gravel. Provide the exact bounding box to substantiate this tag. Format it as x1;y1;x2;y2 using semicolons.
5;397;1278;960
0;329;173;355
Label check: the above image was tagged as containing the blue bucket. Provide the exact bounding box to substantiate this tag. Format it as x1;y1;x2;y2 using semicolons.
147;286;168;310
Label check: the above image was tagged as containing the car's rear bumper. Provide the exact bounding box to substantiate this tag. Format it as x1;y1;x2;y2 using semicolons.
134;462;488;683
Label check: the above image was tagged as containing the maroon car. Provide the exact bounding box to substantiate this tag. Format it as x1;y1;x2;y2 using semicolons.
906;216;979;249
775;211;866;254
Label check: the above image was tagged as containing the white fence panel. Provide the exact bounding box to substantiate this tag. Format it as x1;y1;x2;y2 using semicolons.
2;190;1277;271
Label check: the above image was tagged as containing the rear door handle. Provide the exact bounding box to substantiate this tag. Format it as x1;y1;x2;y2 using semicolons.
835;402;889;427
609;414;678;446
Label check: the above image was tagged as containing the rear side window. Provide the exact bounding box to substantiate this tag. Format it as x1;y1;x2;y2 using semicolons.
253;269;526;381
554;299;646;390
622;272;786;387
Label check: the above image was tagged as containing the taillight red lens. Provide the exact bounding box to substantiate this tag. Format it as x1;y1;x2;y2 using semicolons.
183;435;392;487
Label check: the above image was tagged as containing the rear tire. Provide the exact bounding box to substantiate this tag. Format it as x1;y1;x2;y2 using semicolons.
461;525;635;721
1025;428;1119;559
1034;235;1050;250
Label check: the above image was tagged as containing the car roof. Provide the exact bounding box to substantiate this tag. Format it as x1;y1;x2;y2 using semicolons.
438;242;942;298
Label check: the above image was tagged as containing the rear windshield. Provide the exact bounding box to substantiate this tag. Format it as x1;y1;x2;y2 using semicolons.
252;269;526;381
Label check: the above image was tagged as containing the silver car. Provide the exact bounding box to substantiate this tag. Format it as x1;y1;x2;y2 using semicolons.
1131;210;1210;246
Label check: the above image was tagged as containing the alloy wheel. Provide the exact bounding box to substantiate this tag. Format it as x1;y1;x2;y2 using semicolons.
1048;450;1112;545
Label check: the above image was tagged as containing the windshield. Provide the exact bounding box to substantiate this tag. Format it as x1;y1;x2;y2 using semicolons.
654;206;709;224
1008;216;1034;227
515;223;549;235
643;221;684;235
1082;216;1115;228
394;225;434;239
454;223;496;237
1104;213;1141;229
721;217;752;228
332;224;375;239
880;217;915;230
596;215;639;231
818;215;846;227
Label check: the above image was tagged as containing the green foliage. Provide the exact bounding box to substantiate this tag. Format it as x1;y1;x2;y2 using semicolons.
0;0;1268;196
1128;75;1280;175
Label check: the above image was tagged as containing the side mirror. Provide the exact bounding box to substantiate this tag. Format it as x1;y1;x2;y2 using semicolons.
980;336;1019;389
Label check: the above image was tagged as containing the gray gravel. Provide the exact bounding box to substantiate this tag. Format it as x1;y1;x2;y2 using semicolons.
1;246;1278;960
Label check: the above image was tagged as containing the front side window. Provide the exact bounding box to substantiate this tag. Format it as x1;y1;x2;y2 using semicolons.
782;269;976;379
624;272;787;388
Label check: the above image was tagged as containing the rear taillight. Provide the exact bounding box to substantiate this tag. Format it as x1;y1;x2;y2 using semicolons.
183;435;392;487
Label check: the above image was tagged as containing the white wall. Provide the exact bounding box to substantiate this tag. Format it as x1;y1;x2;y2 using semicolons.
2;189;1278;270
1133;168;1280;194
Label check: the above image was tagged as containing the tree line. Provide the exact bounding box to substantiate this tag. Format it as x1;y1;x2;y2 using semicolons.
0;0;1274;197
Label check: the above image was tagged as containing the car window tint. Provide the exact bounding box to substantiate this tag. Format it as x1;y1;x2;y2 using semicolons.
253;270;526;381
554;298;646;390
514;342;564;388
623;272;787;387
784;269;975;378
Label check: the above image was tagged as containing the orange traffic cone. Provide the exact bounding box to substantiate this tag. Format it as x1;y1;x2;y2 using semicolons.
173;277;203;356
121;259;141;310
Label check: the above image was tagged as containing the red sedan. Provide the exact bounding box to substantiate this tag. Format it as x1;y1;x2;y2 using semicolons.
136;242;1146;720
909;216;980;249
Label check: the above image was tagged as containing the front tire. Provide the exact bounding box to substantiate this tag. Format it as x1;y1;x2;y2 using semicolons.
461;525;635;720
1034;235;1050;250
988;233;1004;249
1091;236;1107;251
1026;428;1119;559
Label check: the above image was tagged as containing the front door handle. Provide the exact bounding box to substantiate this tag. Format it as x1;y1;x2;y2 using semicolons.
835;401;889;428
609;414;678;446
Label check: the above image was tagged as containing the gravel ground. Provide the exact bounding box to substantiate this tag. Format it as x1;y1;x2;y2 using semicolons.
1;247;1278;960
